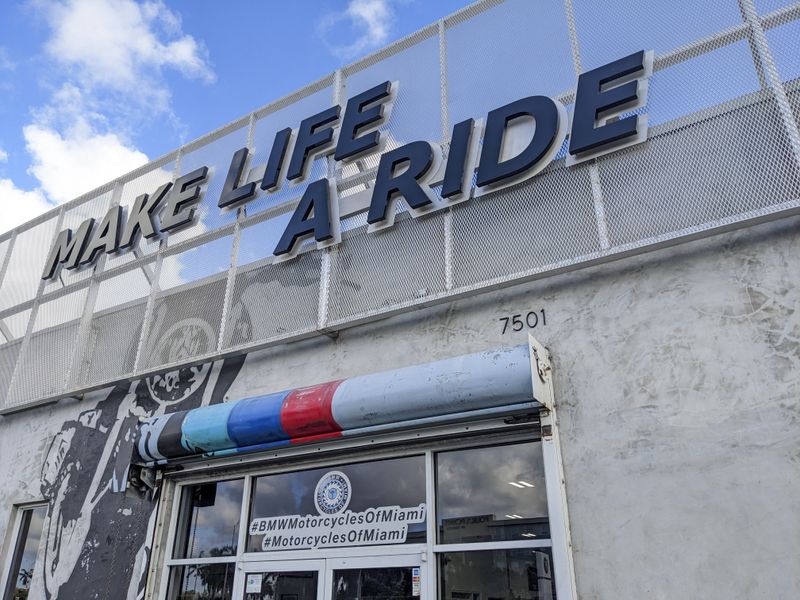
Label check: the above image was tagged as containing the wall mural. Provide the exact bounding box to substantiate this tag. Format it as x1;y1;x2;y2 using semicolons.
30;353;246;599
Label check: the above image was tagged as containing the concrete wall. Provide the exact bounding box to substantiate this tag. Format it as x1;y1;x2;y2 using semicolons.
1;215;799;598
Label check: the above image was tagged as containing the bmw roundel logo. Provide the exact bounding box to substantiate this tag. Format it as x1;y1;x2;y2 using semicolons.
314;471;351;515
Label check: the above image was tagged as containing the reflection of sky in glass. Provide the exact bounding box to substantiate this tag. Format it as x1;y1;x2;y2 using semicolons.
248;456;426;552
11;506;46;593
436;443;548;543
446;0;575;126
440;548;555;600
176;479;244;559
171;563;235;600
573;0;743;70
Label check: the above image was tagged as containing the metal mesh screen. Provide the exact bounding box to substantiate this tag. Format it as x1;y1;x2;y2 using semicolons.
139;236;233;370
7;288;88;406
224;216;320;349
105;160;176;270
247;85;334;216
446;0;576;125
0;216;59;311
340;29;442;180
41;188;114;295
0;309;30;401
599;92;800;245
71;265;154;387
3;0;800;411
327;211;447;324
571;0;744;71
166;124;249;246
452;160;601;288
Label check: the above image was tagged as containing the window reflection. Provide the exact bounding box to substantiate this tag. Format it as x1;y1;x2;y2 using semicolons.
440;549;555;600
245;571;318;600
168;563;235;600
174;479;244;559
3;506;46;600
248;456;426;552
333;567;413;600
436;442;549;543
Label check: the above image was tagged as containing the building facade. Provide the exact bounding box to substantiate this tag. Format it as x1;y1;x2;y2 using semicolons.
1;0;800;598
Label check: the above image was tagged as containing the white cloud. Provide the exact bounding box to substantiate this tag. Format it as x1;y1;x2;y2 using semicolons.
0;0;215;232
0;178;53;234
319;0;395;60
40;0;214;95
23;122;148;204
0;47;15;71
0;148;7;162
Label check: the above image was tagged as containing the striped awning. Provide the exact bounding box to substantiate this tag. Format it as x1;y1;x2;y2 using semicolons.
135;344;537;465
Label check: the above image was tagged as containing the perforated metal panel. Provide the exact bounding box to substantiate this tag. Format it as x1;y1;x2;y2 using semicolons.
446;0;576;125
7;287;88;407
223;216;320;349
599;93;800;245
71;264;153;387
166;125;249;246
247;83;334;216
328;211;447;323
0;309;30;401
105;159;176;270
452;160;601;288
139;236;233;369
0;216;59;311
340;28;442;180
41;187;115;295
3;0;800;411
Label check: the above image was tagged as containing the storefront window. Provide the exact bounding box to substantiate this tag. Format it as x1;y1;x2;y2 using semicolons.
248;456;426;553
439;549;555;600
173;479;245;559
245;571;318;600
2;505;46;600
333;567;415;600
159;435;563;600
167;563;236;600
436;442;549;543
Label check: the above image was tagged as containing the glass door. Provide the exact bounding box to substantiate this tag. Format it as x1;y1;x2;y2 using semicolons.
235;559;326;600
327;554;426;600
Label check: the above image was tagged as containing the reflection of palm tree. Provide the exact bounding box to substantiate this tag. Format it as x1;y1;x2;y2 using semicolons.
18;568;34;587
185;546;235;599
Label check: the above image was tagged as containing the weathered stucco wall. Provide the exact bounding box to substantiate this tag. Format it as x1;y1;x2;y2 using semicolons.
1;216;799;599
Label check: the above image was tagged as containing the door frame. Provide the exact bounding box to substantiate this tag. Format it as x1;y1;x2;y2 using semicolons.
232;558;326;600
232;553;428;600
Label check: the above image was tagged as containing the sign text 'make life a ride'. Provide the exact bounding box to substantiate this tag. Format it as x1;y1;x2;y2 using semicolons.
42;50;653;280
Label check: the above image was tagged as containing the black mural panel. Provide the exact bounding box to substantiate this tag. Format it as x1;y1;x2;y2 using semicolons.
35;352;246;599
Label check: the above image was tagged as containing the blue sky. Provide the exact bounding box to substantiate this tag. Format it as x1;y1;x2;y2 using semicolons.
0;0;471;233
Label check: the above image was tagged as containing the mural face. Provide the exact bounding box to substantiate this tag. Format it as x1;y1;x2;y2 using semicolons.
31;354;245;600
